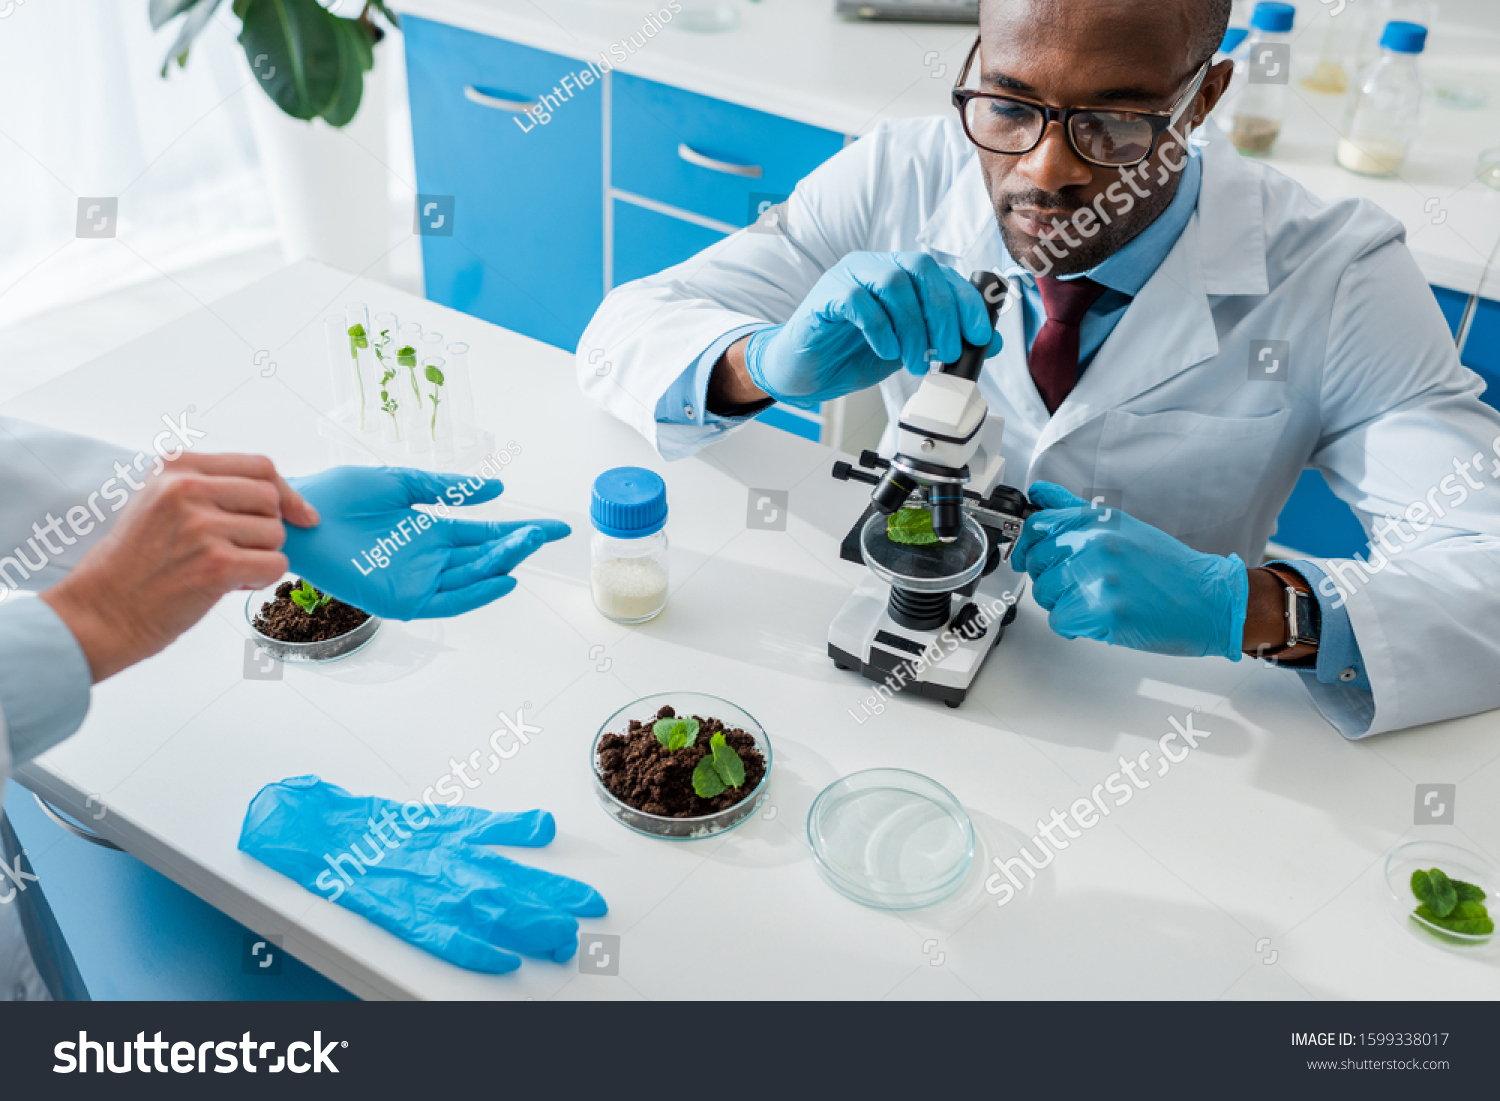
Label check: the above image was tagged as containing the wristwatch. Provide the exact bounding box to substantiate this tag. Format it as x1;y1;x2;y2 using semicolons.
1256;564;1320;661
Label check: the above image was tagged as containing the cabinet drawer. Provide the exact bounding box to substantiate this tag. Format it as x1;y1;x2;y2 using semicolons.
612;198;726;286
612;73;844;228
405;17;603;350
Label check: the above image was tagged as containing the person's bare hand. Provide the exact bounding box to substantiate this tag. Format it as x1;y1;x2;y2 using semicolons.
41;453;319;682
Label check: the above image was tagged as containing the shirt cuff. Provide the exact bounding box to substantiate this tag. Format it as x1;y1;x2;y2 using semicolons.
0;597;93;766
1268;560;1371;691
654;323;770;428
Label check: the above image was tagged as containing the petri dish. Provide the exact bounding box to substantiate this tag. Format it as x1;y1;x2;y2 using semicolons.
807;769;974;910
244;578;381;664
592;692;771;841
860;512;988;594
1382;840;1497;952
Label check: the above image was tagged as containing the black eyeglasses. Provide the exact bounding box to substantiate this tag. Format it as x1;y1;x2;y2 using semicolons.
951;37;1208;168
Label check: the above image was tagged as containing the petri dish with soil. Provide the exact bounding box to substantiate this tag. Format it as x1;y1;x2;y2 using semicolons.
592;692;771;840
246;576;381;663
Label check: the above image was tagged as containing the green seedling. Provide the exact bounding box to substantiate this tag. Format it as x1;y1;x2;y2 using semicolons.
692;731;746;799
888;507;939;546
347;323;369;429
425;363;445;440
653;716;698;752
290;579;333;616
378;363;400;439
397;344;422;408
1411;867;1493;936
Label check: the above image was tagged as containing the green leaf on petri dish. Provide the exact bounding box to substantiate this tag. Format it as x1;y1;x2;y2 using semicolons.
692;755;727;799
709;731;745;789
653;717;698;752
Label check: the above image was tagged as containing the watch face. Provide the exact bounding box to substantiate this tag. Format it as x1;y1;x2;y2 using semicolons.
1292;590;1319;647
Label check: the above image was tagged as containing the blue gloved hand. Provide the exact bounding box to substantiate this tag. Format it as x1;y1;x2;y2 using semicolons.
282;466;569;620
239;776;607;974
745;251;1005;409
1010;482;1249;660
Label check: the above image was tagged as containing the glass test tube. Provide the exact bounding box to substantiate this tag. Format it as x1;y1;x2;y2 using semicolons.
325;315;354;423
344;302;373;433
423;354;455;463
445;342;479;450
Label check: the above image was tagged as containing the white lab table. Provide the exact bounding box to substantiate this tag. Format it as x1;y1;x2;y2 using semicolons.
8;261;1500;1000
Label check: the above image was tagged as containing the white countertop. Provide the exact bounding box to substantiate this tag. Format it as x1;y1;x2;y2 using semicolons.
394;0;1500;295
7;260;1500;1000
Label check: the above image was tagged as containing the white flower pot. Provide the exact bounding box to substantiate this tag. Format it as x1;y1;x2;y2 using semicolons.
242;55;390;278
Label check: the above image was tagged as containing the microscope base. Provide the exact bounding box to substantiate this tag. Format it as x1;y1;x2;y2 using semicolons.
827;573;1017;708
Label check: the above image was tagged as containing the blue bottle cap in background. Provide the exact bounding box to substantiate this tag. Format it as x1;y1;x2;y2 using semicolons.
1251;1;1295;33
1219;26;1249;56
591;467;668;538
1380;20;1428;53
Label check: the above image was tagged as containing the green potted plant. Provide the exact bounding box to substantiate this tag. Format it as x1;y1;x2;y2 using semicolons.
151;0;401;275
151;0;398;125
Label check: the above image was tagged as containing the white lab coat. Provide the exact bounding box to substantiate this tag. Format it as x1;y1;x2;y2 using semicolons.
579;116;1500;739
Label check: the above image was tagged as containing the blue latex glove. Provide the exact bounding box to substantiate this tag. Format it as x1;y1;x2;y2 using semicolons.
1010;482;1249;660
282;466;569;620
239;776;607;974
745;251;1005;409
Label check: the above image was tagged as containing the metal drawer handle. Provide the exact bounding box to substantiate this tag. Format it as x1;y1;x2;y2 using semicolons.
464;85;539;113
677;143;763;179
33;793;122;851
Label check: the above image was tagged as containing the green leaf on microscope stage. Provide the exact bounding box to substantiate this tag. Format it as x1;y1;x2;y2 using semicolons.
887;507;939;546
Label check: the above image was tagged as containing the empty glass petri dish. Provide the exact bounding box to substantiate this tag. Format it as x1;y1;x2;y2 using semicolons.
1382;840;1497;951
807;769;974;910
860;512;988;594
244;578;381;664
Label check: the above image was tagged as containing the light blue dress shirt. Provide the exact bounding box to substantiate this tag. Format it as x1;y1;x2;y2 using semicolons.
651;146;1367;697
0;597;93;767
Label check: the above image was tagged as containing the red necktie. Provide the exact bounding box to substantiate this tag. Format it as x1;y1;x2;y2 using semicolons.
1029;276;1108;414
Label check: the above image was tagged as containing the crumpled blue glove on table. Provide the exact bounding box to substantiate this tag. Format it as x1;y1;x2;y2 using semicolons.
283;466;569;620
239;776;607;974
745;251;1005;409
1010;482;1249;660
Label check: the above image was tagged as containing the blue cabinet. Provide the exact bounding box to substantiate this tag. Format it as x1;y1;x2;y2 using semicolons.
611;198;727;286
1462;296;1500;401
611;73;846;230
405;17;604;350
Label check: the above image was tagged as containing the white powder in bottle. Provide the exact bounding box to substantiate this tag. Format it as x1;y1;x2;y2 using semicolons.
591;556;668;622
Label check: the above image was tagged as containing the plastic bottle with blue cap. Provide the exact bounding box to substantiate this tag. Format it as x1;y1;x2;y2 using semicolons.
1338;21;1428;177
1230;2;1296;156
590;467;670;623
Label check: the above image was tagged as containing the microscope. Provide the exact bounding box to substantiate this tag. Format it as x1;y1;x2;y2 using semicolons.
828;271;1038;708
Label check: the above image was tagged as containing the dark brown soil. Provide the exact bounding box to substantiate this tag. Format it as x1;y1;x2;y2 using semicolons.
253;580;371;643
597;704;767;818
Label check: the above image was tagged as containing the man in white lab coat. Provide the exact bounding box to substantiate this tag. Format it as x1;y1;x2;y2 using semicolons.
579;0;1500;739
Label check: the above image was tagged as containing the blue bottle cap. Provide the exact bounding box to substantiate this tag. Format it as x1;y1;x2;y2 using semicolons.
1219;26;1249;56
1380;20;1428;54
1251;1;1295;33
591;467;667;538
